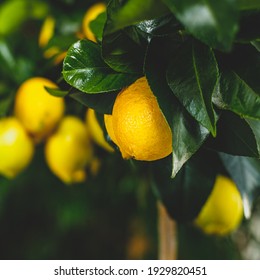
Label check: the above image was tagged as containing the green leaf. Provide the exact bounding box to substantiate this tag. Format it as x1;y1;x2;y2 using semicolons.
162;0;239;51
213;71;260;120
150;150;223;222
69;90;117;114
44;87;68;98
105;0;169;33
167;40;218;136
238;0;260;10
62;40;139;93
236;11;260;42
206;111;260;158
145;36;210;176
220;153;260;218
102;0;147;74
89;12;107;43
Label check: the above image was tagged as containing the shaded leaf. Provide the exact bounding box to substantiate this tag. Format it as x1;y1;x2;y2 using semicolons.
145;36;209;177
89;12;107;43
246;118;260;155
167;40;218;136
105;0;169;33
150;150;223;222
162;0;239;51
102;0;147;74
220;153;260;218
69;90;117;114
206;111;260;158
62;40;139;93
213;70;260;120
238;0;260;10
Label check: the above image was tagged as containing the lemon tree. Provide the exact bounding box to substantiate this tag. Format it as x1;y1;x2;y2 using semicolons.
62;0;260;238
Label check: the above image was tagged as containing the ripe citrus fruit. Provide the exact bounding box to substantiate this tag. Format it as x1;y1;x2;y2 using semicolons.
45;116;93;184
14;77;65;143
194;175;244;235
86;108;114;152
38;16;55;48
0;117;34;178
108;76;172;161
82;2;106;42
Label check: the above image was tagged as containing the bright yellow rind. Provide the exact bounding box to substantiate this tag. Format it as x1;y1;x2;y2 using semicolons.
14;77;65;143
0;117;34;178
45;116;93;184
111;76;172;161
86;108;114;152
194;175;244;236
82;2;106;42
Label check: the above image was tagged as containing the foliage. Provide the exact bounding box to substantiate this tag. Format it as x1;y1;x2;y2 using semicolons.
61;0;260;222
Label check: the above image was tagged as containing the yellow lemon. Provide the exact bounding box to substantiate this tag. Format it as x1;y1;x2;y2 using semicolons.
45;116;93;184
38;16;55;48
82;2;106;42
194;175;244;236
111;76;172;161
86;108;114;152
0;117;34;178
14;77;65;143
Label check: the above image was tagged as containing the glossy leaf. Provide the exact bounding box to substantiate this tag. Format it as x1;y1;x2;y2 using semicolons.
220;153;260;218
162;0;239;51
206;111;260;158
105;0;169;33
145;37;209;177
213;71;260;120
102;0;147;74
62;40;139;93
45;87;68;98
167;40;218;136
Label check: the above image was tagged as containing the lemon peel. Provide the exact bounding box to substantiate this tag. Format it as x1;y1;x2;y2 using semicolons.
194;175;244;235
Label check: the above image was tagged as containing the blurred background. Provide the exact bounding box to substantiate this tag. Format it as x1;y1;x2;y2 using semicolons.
0;0;259;260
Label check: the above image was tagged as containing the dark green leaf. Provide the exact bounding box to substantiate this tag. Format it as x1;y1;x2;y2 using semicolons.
150;150;223;222
213;71;260;120
251;40;260;52
89;12;107;43
105;0;169;34
167;40;218;136
44;87;68;98
236;11;260;42
69;90;117;114
162;0;239;51
145;37;209;177
102;0;147;74
220;153;260;218
238;0;260;10
206;111;260;158
62;40;139;93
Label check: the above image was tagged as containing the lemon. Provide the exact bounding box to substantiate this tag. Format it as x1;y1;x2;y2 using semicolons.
45;116;93;184
110;76;172;161
194;175;244;236
38;16;55;48
86;108;114;152
82;2;106;42
0;117;34;178
14;77;65;143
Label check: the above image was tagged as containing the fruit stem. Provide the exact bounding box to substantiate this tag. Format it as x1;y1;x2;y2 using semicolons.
157;201;178;260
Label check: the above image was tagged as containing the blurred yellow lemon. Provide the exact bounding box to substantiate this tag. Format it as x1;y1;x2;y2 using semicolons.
45;116;93;184
14;77;65;143
0;117;34;178
86;108;114;152
38;16;55;48
82;2;106;42
194;175;244;235
110;77;172;161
